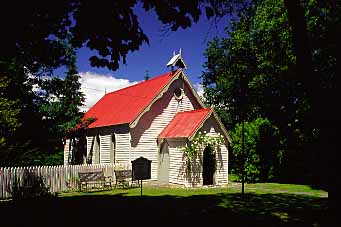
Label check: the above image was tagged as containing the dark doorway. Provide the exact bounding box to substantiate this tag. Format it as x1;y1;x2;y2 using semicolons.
202;145;215;185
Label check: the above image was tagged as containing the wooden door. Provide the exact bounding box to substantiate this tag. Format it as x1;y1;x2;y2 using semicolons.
158;142;169;183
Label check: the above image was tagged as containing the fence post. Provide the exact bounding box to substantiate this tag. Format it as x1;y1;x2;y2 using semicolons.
0;162;133;199
0;167;3;198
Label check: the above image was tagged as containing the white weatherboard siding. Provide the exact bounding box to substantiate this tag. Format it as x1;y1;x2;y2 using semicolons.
99;134;111;164
93;136;100;164
130;78;202;180
64;78;228;187
84;125;130;164
167;139;206;187
168;140;187;185
86;135;102;164
64;139;71;165
165;115;229;187
184;146;203;187
197;115;229;185
115;131;131;163
86;136;95;164
111;124;131;164
181;83;200;112
216;144;228;185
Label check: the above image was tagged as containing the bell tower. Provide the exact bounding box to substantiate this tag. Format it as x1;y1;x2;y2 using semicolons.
166;48;188;72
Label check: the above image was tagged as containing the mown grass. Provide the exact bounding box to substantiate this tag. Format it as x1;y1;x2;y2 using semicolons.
0;182;330;227
62;185;231;197
61;181;327;198
241;183;328;197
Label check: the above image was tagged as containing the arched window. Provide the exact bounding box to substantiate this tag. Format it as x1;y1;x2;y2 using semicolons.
94;135;100;164
111;133;116;163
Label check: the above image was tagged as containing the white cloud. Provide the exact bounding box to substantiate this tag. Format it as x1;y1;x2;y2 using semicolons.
79;72;206;112
79;72;139;111
193;83;204;97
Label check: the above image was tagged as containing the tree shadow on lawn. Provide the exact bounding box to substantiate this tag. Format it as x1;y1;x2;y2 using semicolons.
0;191;331;227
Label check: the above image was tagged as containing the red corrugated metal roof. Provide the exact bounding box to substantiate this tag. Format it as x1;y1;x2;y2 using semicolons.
158;108;212;139
84;70;178;128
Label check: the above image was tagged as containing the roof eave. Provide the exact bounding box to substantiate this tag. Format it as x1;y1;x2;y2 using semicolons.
88;121;130;129
129;69;182;128
211;109;232;143
181;71;205;109
188;109;213;140
187;109;231;144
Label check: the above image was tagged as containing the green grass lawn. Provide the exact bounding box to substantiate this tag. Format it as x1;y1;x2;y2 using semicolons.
61;181;328;198
0;182;330;227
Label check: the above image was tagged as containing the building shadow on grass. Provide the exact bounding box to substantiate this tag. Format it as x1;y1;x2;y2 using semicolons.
0;191;331;227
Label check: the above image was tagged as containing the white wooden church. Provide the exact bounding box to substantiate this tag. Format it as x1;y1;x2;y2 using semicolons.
64;51;230;187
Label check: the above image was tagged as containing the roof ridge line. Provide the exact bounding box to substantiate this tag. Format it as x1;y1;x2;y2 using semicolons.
105;70;177;95
129;69;182;128
188;109;213;139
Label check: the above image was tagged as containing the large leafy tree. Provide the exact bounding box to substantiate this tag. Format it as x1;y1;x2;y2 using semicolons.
202;0;338;187
37;53;85;165
0;54;84;166
1;0;239;72
0;0;247;166
39;54;85;140
0;3;338;205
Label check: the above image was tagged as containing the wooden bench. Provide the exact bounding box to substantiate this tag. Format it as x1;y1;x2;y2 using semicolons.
114;170;139;188
78;171;112;191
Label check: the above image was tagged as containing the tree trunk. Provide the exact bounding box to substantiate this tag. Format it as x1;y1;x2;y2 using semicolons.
284;0;337;218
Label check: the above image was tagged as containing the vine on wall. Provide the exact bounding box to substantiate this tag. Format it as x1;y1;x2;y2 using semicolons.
182;131;224;169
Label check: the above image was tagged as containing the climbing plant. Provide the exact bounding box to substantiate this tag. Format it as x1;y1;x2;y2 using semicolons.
182;131;224;169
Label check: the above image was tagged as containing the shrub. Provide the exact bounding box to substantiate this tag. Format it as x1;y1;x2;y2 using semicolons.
231;117;284;183
11;170;53;200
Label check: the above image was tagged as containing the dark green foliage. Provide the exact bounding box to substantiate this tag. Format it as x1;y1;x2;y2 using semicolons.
231;118;284;183
0;47;84;166
44;151;64;166
203;0;297;130
202;0;339;186
0;0;246;166
39;53;85;141
0;0;242;72
0;76;20;149
66;117;96;165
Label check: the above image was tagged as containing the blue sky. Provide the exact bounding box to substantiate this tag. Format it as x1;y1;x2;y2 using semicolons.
77;7;229;83
75;6;229;110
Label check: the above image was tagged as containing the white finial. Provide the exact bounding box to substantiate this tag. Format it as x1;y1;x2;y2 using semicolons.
166;48;188;70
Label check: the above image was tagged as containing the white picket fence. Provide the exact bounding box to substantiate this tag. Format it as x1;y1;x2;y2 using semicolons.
0;163;131;199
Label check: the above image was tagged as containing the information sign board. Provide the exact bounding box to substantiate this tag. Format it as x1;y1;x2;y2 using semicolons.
131;157;151;181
